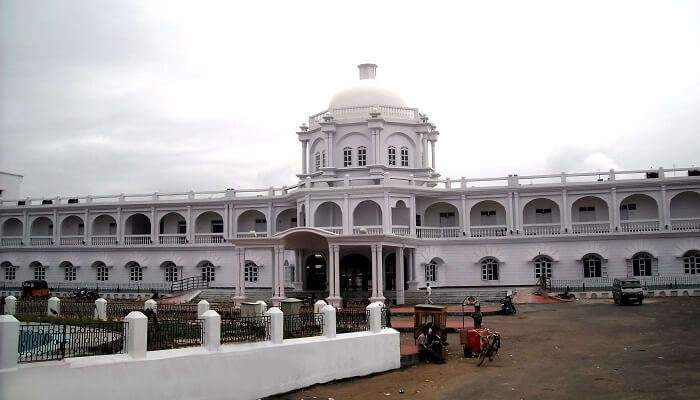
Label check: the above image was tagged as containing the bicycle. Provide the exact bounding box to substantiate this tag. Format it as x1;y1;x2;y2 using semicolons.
477;328;501;366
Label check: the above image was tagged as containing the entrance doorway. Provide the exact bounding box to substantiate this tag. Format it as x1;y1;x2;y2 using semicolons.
340;254;371;300
304;253;327;291
384;253;409;290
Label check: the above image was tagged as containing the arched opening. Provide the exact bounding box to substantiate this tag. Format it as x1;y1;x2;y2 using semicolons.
161;261;179;282
244;261;259;284
314;202;343;232
384;252;409;291
275;208;298;233
198;260;216;282
2;218;23;237
305;253;327;291
533;256;553;279
124;214;151;246
683;250;700;275
60;261;77;281
630;252;653;277
353;200;382;234
92;261;109;281
420;202;460;238
30;217;53;236
194;211;224;243
391;200;410;232
126;261;143;282
339;253;370;297
426;257;444;284
522;198;561;235
30;261;46;281
469;201;507;237
670;191;700;231
159;212;186;244
92;215;117;235
237;210;267;237
2;261;17;281
480;257;499;281
582;253;603;278
60;216;84;236
620;194;660;232
571;196;610;234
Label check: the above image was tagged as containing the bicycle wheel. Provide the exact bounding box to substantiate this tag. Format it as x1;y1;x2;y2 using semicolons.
477;344;490;366
488;336;500;361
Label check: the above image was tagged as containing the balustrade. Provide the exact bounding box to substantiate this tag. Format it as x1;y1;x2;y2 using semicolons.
123;234;152;245
29;236;53;246
60;236;84;245
670;218;700;231
352;226;383;235
522;223;561;236
317;227;343;234
194;233;226;244
92;235;117;246
469;225;508;238
236;232;268;239
621;219;660;232
416;227;461;238
159;234;187;245
571;221;611;234
391;226;410;236
1;236;22;246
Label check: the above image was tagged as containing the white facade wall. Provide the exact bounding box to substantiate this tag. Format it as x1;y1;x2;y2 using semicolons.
0;172;22;200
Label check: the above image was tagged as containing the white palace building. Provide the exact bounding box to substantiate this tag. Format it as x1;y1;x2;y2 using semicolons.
1;64;700;306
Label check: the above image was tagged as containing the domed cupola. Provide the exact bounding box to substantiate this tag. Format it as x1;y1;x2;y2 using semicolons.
328;64;407;109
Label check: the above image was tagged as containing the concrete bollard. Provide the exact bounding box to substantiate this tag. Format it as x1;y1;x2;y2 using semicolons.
265;307;283;344
366;302;382;333
3;295;16;315
95;298;107;321
322;304;336;339
48;297;60;317
144;299;157;314
201;310;221;352
124;311;148;359
313;299;327;314
256;300;268;315
197;300;210;319
0;315;19;370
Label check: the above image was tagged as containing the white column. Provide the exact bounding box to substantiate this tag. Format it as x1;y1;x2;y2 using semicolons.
116;207;123;244
266;307;283;344
53;210;59;244
430;140;436;170
660;185;669;230
301;140;308;174
409;194;416;236
322;304;336;338
197;299;210;319
367;302;381;333
48;297;60;317
383;193;391;234
327;132;334;167
371;245;378;299
513;192;521;234
422;137;428;168
22;210;29;244
397;247;405;305
611;188;619;231
461;195;468;237
267;203;273;237
187;205;193;243
305;196;311;227
327;245;335;298
0;315;19;370
84;209;89;244
95;298;107;321
150;207;156;244
271;247;280;301
202;310;221;352
4;295;16;315
234;247;246;304
343;194;350;235
416;133;424;168
124;311;147;359
376;245;384;300
277;245;285;298
562;189;570;233
223;205;229;239
333;244;340;299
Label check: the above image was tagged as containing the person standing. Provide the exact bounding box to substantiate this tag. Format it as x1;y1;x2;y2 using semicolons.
426;282;433;304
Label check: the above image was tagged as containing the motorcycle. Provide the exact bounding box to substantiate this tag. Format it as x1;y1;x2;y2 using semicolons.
500;295;517;315
73;287;100;301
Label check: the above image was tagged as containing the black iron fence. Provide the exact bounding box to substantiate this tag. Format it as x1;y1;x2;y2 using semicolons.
221;316;270;344
210;303;241;320
336;309;368;333
106;301;143;320
147;319;203;351
43;282;172;294
550;276;700;292
171;276;210;293
16;300;48;315
156;303;199;320
381;307;391;329
18;321;128;363
60;301;96;318
283;313;323;339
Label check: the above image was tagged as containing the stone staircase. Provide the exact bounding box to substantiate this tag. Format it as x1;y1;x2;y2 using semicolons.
385;287;524;305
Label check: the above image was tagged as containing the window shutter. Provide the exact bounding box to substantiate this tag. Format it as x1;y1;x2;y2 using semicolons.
625;258;632;277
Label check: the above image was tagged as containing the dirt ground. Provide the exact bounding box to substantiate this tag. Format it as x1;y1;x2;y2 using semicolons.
268;297;700;400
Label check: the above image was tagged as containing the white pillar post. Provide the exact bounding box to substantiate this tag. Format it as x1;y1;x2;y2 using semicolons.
124;311;147;359
334;244;340;301
48;297;60;317
611;187;619;232
562;189;570;234
660;185;669;230
513;192;521;234
508;193;515;234
187;205;193;243
460;194;468;237
383;193;391;234
144;298;157;314
116;207;123;245
0;315;19;370
95;298;107;321
150;207;156;244
202;310;221;352
371;244;378;299
301;140;308;175
271;247;280;305
266;307;283;344
343;194;350;235
197;299;210;319
430;140;436;170
376;245;385;301
397;247;405;305
367;302;382;333
84;209;89;244
277;245;285;298
53;210;59;245
3;295;16;315
322;304;336;338
326;245;335;303
409;194;417;237
234;247;246;305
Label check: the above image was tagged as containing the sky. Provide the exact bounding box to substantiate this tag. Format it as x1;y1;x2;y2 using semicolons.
1;0;699;198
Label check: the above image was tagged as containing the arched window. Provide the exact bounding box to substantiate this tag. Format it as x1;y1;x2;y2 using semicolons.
683;251;700;275
357;146;367;166
481;257;499;280
96;263;109;281
62;262;77;281
632;252;653;276
534;256;552;279
164;263;179;282
128;263;143;281
201;262;216;282
387;146;396;166
582;254;602;278
400;147;409;167
245;261;259;283
3;262;16;280
321;151;327;168
314;152;321;171
425;260;437;283
343;147;352;167
284;260;294;283
30;262;46;281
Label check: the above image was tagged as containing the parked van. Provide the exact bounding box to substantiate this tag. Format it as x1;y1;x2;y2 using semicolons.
612;278;644;305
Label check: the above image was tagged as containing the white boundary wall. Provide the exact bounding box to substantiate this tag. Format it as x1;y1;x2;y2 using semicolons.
0;329;400;400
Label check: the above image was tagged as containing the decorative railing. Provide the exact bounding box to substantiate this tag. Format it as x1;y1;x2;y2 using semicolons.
156;303;199;320
416;227;461;239
147;319;203;351
310;105;420;128
171;276;210;293
47;281;171;294
671;218;700;231
60;236;84;245
470;225;508;238
159;234;187;245
60;300;97;318
18;321;128;363
106;301;142;320
621;219;660;232
210;303;241;320
0;236;22;246
236;231;268;239
550;275;700;292
316;226;343;234
29;236;53;246
123;234;152;245
391;226;410;236
381;307;391;329
194;233;226;244
16;300;48;315
283;313;323;339
221;316;270;344
549;278;613;292
336;309;369;333
522;223;561;236
571;221;611;234
352;226;383;235
91;235;117;246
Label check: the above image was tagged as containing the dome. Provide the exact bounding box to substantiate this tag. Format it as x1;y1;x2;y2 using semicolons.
328;64;407;109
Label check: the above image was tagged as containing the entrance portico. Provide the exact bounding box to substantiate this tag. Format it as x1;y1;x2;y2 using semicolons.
230;228;417;307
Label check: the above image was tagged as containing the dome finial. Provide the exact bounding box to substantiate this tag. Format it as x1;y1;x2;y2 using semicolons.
358;63;377;80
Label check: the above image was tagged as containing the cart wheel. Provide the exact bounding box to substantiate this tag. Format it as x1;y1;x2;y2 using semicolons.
489;336;500;361
477;345;489;366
